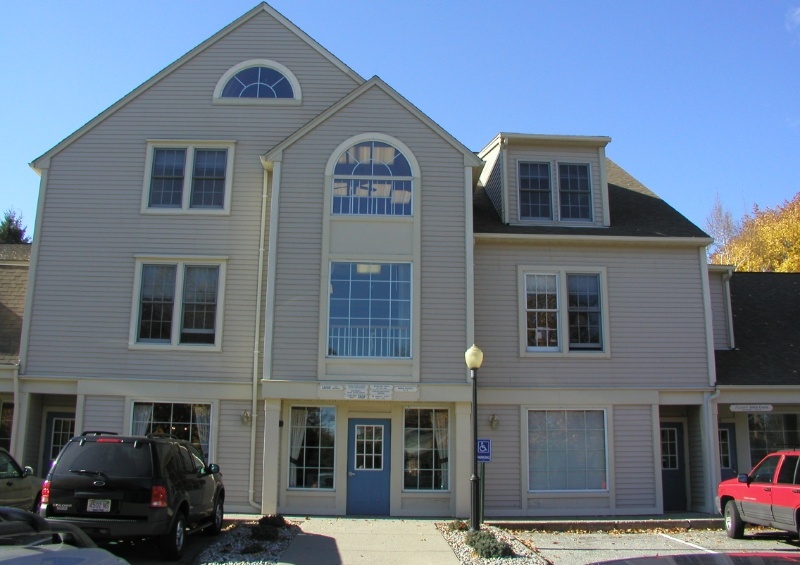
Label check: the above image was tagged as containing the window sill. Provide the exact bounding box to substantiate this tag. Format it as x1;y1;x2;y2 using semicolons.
129;343;222;353
212;98;301;106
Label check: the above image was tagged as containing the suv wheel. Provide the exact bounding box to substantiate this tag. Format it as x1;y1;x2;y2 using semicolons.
724;500;745;539
204;496;224;536
159;511;187;560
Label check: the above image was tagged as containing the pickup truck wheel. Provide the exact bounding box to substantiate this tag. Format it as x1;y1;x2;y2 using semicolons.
204;496;224;536
724;500;745;539
159;512;187;560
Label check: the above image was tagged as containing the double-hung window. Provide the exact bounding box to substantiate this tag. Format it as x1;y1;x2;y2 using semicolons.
327;262;411;358
522;268;606;354
528;409;607;491
143;142;235;213
132;258;226;349
518;161;592;222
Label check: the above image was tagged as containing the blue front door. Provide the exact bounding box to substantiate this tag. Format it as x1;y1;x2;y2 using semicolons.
347;418;390;515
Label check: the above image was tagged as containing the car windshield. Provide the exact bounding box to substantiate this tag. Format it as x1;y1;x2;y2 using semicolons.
56;442;152;478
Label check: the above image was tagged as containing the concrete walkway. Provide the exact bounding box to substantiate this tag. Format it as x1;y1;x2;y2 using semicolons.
276;517;460;565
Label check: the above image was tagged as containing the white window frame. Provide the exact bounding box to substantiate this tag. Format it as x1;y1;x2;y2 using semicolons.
518;266;609;358
129;255;227;351
141;140;235;214
517;160;594;223
213;59;302;105
128;399;217;463
526;408;609;493
287;405;336;490
402;407;450;492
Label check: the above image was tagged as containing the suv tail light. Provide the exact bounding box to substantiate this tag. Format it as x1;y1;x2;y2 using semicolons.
150;485;168;508
41;480;50;504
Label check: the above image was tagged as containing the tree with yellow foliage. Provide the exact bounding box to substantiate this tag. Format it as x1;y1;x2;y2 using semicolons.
708;193;800;272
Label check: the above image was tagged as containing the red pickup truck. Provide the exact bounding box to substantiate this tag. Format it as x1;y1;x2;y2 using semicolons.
717;450;800;539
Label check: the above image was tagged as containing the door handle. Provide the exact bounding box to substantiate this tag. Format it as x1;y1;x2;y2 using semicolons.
763;487;771;492
348;472;356;477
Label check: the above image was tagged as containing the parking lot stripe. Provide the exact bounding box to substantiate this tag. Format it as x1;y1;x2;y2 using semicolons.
659;533;718;553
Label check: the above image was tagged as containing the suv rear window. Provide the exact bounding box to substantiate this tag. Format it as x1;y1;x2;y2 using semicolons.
55;441;152;479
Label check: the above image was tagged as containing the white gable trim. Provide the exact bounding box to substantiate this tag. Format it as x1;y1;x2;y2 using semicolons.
263;77;483;168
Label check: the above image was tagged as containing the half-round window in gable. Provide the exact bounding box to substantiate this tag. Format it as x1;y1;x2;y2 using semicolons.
222;66;293;99
213;59;301;104
332;141;413;216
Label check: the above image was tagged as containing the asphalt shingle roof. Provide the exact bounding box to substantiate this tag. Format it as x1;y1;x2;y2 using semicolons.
715;272;800;386
473;158;709;239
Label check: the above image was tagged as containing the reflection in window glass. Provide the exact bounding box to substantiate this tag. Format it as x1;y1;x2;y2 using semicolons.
289;407;335;489
404;409;449;490
748;413;800;467
132;402;212;461
528;410;606;491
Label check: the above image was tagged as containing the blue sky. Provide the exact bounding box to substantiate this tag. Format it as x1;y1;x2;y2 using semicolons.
3;1;799;237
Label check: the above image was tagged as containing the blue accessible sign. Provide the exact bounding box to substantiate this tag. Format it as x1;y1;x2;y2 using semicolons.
477;438;491;463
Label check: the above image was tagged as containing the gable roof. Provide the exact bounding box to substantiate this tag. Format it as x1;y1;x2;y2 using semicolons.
30;2;364;171
715;272;800;386
262;76;483;168
473;158;710;240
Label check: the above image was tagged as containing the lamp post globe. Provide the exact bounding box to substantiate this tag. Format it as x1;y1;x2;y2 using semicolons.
465;344;483;532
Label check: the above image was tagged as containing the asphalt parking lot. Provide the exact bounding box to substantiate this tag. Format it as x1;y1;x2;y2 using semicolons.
518;527;800;564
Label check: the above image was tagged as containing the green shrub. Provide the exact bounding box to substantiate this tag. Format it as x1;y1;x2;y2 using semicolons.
447;520;468;532
259;514;287;528
465;529;513;558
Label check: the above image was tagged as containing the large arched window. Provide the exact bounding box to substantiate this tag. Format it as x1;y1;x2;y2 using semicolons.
213;59;301;103
332;141;413;216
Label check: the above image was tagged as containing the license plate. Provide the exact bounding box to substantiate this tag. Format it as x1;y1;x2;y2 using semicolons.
87;499;111;512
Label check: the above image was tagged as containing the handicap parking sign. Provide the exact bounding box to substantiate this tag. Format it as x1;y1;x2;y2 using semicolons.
477;438;491;462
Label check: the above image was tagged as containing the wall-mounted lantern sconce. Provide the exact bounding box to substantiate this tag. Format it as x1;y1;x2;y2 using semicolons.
241;410;251;425
489;414;500;430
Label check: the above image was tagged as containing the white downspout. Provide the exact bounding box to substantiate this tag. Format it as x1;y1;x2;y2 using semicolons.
247;164;271;512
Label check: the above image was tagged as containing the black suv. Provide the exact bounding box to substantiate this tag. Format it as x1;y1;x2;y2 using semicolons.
39;432;224;560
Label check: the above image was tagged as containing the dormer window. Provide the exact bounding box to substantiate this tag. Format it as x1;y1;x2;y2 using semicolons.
213;59;301;104
518;161;593;222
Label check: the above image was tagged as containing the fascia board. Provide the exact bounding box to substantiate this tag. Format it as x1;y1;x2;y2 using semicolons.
30;2;365;172
474;232;713;247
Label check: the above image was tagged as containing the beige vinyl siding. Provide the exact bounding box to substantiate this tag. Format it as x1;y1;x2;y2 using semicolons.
479;145;503;219
506;146;604;226
83;396;126;435
474;241;709;388
269;86;468;383
480;405;521;510
218;400;263;509
25;10;358;381
613;405;656;509
708;270;732;350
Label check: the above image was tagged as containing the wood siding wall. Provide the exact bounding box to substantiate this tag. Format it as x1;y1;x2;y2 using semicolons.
474;241;710;388
708;270;732;350
270;86;469;383
25;11;359;382
613;405;656;508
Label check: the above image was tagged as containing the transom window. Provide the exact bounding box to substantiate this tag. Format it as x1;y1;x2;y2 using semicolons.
518;161;593;222
523;269;604;353
528;409;607;491
289;407;335;489
328;262;411;358
332;141;413;216
143;142;234;213
132;402;212;460
222;66;294;99
404;408;449;491
132;259;225;349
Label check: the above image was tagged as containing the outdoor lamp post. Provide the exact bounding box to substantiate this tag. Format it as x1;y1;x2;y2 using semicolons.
464;344;484;532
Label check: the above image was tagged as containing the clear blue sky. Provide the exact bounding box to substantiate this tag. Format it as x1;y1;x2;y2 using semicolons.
3;1;799;237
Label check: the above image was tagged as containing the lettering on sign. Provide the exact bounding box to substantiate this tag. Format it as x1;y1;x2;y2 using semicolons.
394;386;418;393
318;384;344;391
344;384;368;400
730;404;773;412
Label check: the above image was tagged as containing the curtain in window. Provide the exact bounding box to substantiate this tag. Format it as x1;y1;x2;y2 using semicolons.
192;405;210;460
133;404;154;436
289;408;308;487
434;411;449;489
